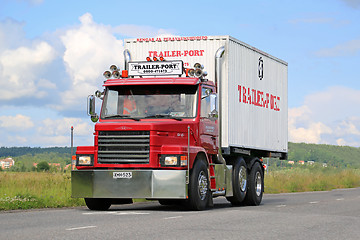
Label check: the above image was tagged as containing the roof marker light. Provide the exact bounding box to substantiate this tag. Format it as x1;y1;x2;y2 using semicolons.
194;63;204;70
103;71;111;79
186;68;195;77
195;69;203;77
112;70;120;78
146;57;151;61
110;65;118;71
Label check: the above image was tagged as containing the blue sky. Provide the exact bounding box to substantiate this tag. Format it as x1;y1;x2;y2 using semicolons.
0;0;360;147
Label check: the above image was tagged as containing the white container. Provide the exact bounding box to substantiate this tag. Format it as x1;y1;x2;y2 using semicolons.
125;36;288;154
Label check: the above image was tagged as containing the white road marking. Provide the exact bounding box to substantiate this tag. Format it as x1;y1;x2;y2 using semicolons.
66;226;97;231
83;211;149;215
336;198;344;201
309;201;319;204
115;212;150;215
276;205;286;207
83;211;118;215
164;216;183;220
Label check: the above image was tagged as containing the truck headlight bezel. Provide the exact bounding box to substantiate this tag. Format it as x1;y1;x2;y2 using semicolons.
160;155;187;167
76;155;94;166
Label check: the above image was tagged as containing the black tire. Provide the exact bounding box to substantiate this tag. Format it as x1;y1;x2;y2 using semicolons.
188;159;210;211
84;198;111;211
244;161;264;206
226;157;247;205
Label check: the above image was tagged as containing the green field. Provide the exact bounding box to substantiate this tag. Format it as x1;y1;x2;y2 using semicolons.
265;168;360;193
0;172;84;210
1;168;359;211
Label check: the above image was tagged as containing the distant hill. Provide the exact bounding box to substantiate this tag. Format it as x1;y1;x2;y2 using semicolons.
1;143;359;169
0;147;74;158
288;142;360;168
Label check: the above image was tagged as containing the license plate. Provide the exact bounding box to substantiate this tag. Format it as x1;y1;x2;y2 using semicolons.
113;172;132;179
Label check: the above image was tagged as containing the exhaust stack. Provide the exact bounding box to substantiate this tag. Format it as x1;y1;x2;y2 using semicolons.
215;46;225;163
124;49;131;71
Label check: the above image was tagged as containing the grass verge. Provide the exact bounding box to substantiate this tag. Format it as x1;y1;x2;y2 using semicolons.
265;168;360;193
1;168;359;210
0;172;84;210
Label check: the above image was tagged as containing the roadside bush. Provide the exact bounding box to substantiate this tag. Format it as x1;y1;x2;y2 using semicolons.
37;161;50;172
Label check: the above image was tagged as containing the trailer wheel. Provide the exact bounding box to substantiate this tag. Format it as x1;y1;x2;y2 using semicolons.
84;198;111;211
188;159;210;210
244;161;264;206
226;157;247;205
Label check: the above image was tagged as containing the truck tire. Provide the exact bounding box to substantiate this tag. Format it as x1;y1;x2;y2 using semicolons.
226;157;247;205
244;161;264;206
84;198;111;211
188;159;210;210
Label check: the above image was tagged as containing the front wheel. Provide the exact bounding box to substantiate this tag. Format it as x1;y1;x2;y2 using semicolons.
188;159;210;211
244;161;264;206
84;198;111;211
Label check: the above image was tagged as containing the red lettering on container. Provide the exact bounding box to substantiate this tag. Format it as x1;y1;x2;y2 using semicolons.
237;85;281;112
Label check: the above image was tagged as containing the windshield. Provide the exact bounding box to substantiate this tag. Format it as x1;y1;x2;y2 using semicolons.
101;85;198;120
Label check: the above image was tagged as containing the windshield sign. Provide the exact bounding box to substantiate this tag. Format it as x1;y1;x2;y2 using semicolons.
128;61;183;76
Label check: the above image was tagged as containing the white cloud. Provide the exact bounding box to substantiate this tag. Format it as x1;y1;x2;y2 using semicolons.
314;38;360;57
0;114;34;131
38;117;93;136
289;106;333;144
61;13;124;85
55;13;125;112
0;12;175;146
0;18;27;52
289;86;360;147
0;41;57;100
7;135;28;144
113;24;176;38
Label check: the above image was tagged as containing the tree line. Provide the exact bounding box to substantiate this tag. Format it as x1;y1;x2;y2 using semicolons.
1;142;359;172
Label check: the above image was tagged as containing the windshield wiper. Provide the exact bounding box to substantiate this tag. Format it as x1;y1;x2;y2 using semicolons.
144;114;182;121
103;114;140;121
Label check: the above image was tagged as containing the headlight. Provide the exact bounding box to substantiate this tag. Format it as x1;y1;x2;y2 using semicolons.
164;156;178;166
160;155;187;167
77;155;93;166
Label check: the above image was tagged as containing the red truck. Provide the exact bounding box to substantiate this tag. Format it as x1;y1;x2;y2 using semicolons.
72;35;288;210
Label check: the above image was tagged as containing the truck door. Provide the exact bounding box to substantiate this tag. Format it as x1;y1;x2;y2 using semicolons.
199;87;218;155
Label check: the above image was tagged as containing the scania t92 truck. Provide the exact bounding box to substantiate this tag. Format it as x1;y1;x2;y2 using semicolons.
72;35;288;210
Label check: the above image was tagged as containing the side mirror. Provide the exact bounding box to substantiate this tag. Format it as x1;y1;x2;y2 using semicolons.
209;93;218;119
87;95;99;122
201;89;212;99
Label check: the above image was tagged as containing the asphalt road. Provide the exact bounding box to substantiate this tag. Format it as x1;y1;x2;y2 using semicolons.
1;188;359;240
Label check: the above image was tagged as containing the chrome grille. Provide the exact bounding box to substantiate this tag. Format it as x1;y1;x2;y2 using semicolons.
97;131;150;164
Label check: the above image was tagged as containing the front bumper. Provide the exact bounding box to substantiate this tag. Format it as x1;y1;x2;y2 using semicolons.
72;170;188;199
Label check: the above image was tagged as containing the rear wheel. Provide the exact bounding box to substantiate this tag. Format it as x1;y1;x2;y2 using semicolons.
244;161;264;206
84;198;111;211
188;159;210;210
226;157;247;205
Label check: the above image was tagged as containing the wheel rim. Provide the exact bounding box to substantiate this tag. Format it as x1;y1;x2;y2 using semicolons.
238;166;247;192
255;172;262;197
197;171;208;201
